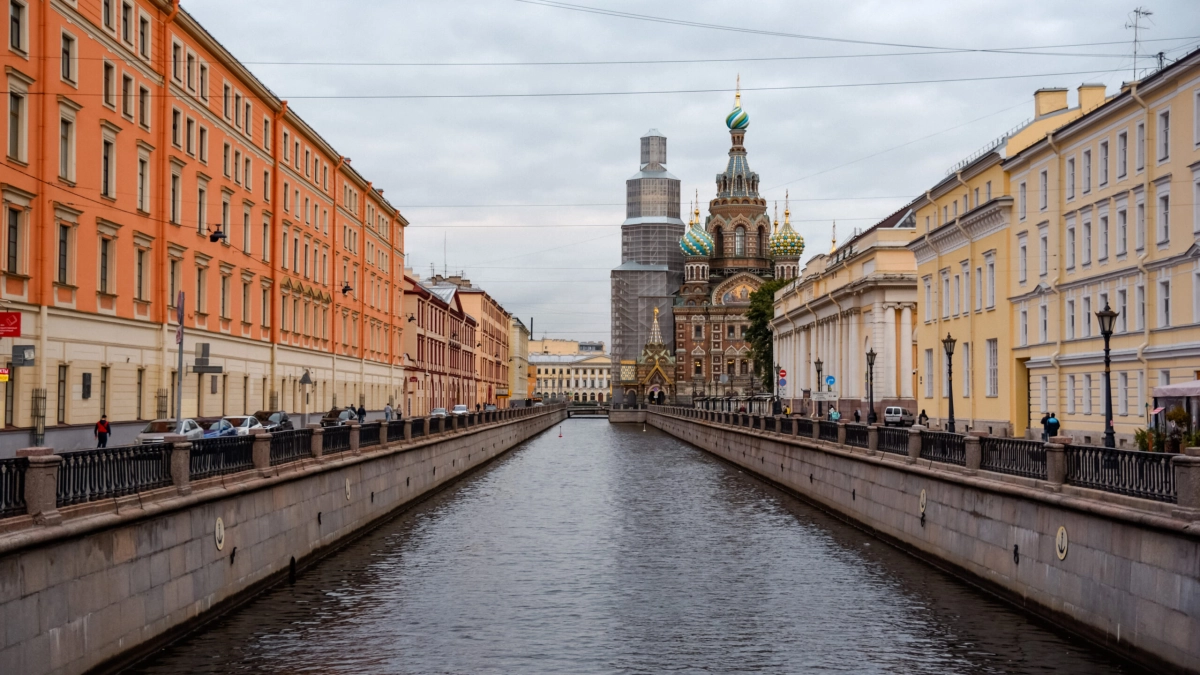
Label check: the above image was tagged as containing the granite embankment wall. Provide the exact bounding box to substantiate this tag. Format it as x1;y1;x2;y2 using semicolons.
648;410;1200;675
0;407;565;675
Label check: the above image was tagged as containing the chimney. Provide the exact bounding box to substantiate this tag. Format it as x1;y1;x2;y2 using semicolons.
1033;88;1068;118
1078;83;1106;112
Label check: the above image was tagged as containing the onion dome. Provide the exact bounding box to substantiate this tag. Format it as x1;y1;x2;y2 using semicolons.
770;193;805;258
679;197;714;257
726;75;749;130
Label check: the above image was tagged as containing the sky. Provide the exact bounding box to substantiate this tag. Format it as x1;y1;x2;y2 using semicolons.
184;0;1200;344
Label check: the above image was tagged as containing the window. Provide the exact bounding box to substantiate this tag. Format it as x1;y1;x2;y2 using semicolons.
261;288;269;327
199;63;208;100
282;131;290;160
1099;140;1109;185
171;109;181;147
196;182;206;234
1019;309;1028;346
1018;182;1026;220
186;54;195;91
941;273;950;318
7;90;23;161
924;348;933;398
233;150;241;184
1067;299;1075;339
1082;296;1091;337
962;342;971;397
1136;284;1145;330
138;86;149;127
1067;375;1076;414
1195;272;1200;324
171;42;182;80
1082;221;1091;265
168;259;178;304
1136;122;1145;171
1099;215;1109;261
234;93;242;128
1117;131;1128;178
1083;150;1091;193
1038;170;1047;210
10;0;25;52
195;267;206;314
734;226;745;256
1158;110;1170;161
1038;303;1047;343
60;33;75;83
6;206;21;273
220;275;229;318
223;83;231;118
1038;230;1048;275
985;256;995;308
1159;280;1171;327
101;139;115;198
138;16;149;58
1066;157;1075;199
1117;288;1128;333
198;126;208;163
98;238;111;294
121;2;131;43
1136;201;1146;251
1017;237;1027;282
1158;194;1170;243
1118;372;1129;415
262;218;270;261
1117;208;1127;255
103;62;115;107
985;181;992;201
56;365;66;424
263;170;270;201
974;267;982;311
185;118;195;155
242;282;250;323
1066;223;1076;269
56;224;70;284
118;74;133;118
223;143;231;177
923;279;932;320
242;207;251;254
135;248;146;300
58;117;73;181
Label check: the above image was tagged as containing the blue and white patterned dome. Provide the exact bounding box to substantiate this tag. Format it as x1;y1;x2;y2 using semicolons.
770;199;805;258
726;104;749;130
680;222;714;257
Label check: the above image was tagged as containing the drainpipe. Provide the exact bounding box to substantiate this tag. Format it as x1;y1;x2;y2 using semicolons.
35;0;48;396
920;190;944;421
1043;133;1067;424
270;102;289;409
1130;82;1153;426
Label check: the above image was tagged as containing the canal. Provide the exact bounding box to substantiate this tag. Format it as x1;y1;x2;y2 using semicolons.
127;420;1135;674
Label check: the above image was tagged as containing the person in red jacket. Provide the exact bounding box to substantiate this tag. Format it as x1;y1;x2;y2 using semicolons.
94;415;111;448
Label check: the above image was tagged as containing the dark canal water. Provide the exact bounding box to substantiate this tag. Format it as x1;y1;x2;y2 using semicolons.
127;420;1134;674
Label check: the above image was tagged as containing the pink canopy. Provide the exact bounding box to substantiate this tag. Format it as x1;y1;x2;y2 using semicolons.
1151;381;1200;398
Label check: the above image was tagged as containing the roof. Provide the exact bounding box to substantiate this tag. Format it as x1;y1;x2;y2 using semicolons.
840;199;920;251
530;354;611;366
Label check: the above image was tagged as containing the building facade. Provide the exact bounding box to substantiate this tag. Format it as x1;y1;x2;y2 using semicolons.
400;274;476;416
773;205;918;418
424;275;510;409
529;339;605;356
0;0;406;452
610;129;684;380
671;90;802;404
532;353;611;403
509;316;532;405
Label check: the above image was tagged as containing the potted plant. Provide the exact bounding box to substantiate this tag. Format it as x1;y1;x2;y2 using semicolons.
1165;406;1191;454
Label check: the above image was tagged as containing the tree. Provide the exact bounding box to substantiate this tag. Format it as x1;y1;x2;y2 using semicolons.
745;278;790;392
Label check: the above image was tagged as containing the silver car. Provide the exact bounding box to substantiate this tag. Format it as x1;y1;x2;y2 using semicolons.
430;408;448;418
451;404;469;416
136;419;204;444
223;415;264;436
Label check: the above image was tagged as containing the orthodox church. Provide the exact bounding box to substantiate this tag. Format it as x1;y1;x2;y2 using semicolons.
671;88;805;404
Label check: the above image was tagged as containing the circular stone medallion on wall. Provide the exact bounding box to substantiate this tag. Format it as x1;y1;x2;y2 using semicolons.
919;489;927;514
1056;526;1069;560
214;517;225;551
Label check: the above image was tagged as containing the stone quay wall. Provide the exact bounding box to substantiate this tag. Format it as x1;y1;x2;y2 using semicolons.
647;408;1200;675
0;406;566;675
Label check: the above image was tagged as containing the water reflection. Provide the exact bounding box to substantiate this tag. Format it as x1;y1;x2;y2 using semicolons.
128;421;1134;674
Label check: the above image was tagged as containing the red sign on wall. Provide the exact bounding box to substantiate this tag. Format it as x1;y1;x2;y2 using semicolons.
0;312;21;337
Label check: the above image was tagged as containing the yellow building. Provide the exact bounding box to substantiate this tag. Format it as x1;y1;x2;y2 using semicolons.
907;85;1106;437
528;338;606;355
1003;51;1200;445
509;316;532;404
773;205;919;418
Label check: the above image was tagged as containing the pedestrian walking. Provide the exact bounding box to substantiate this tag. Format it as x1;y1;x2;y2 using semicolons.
94;415;111;448
384;402;394;423
1040;412;1050;441
918;409;929;426
830;408;841;422
1046;412;1061;438
854;409;861;423
356;404;366;424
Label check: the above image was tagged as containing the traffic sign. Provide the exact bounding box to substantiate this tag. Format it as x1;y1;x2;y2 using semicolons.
825;375;836;387
812;391;838;402
778;369;787;378
777;378;786;387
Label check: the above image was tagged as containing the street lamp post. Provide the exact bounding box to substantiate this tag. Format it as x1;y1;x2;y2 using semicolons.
814;357;824;419
1096;302;1119;448
942;333;957;433
866;348;877;425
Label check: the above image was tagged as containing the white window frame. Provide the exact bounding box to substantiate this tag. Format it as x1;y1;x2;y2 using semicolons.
1118;371;1128;415
1067;374;1076;414
1157;109;1170;162
57;99;79;183
1017;234;1027;283
986;339;998;397
1117;131;1128;178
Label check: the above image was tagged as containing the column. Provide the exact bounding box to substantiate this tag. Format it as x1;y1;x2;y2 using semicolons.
883;305;898;400
900;305;914;399
799;327;808;392
848;313;859;400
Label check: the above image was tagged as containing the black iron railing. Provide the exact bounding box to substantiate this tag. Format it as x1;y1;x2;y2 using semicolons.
190;436;255;480
845;424;869;448
387;419;406;442
780;417;794;435
323;425;352;455
269;429;312;466
795;418;813;436
981;437;1047;479
1065;444;1176;503
411;418;426;438
58;444;174;506
818;421;839;442
920;431;966;466
359;422;381;448
0;457;29;518
877;427;909;456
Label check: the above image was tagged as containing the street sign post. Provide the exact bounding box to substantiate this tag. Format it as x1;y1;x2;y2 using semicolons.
778;378;786;388
812;391;838;402
778;369;786;379
825;375;836;387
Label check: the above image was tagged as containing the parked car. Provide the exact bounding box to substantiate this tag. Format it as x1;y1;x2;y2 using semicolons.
883;406;915;427
533;402;544;407
451;404;469;416
136;419;204;444
430;408;448;418
320;407;357;427
196;417;238;438
223;415;264;436
253;410;295;432
483;404;498;412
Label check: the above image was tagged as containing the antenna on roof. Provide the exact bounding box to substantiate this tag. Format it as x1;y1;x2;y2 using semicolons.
1126;7;1154;80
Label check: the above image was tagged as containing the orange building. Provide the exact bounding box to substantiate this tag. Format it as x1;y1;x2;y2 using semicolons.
401;274;477;416
1;0;407;449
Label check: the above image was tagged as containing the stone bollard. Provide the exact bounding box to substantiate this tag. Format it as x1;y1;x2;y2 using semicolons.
867;425;879;456
965;431;987;473
18;447;62;525
1173;447;1200;512
164;434;192;495
349;421;361;455
907;427;922;464
379;422;390;448
1046;436;1070;486
450;415;459;432
307;424;325;460
812;419;821;442
836;422;847;446
793;417;801;438
403;419;412;442
251;429;273;477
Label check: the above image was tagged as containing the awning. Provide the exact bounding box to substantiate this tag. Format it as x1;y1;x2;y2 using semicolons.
1151;381;1200;398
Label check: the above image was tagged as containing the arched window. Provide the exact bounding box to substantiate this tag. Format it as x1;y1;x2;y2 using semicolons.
735;227;746;256
714;227;724;257
757;226;766;256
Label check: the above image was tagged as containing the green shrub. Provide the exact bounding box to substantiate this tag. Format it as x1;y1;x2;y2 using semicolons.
1135;427;1166;453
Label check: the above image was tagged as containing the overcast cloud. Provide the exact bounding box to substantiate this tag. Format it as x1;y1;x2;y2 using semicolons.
185;0;1200;343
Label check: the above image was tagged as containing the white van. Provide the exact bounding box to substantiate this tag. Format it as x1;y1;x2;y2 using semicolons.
883;407;915;427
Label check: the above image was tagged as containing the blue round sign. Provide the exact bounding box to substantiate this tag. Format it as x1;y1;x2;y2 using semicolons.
778;378;786;387
825;375;836;386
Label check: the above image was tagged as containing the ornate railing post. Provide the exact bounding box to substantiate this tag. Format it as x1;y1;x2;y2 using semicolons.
307;424;325;460
379;422;389;448
964;431;986;474
1046;436;1069;486
403;419;412;442
907;429;922;464
450;415;459;432
349;421;361;455
1174;447;1200;511
867;425;879;456
251;429;273;476
836;422;847;446
165;435;192;495
812;419;821;442
18;447;61;525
